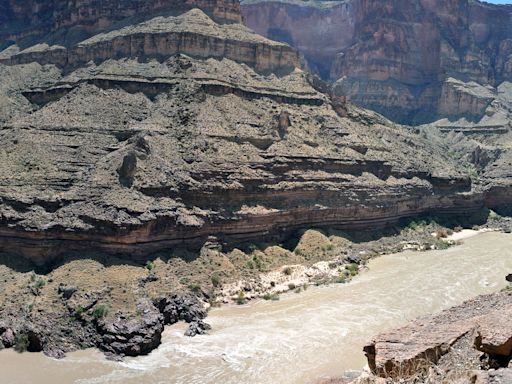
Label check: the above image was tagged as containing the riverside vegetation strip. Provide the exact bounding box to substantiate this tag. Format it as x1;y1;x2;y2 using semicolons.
0;216;509;359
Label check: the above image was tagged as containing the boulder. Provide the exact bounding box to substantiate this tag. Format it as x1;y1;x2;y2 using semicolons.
364;292;512;378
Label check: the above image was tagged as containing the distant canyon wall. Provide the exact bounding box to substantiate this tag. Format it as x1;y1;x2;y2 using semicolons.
0;0;242;48
242;0;512;124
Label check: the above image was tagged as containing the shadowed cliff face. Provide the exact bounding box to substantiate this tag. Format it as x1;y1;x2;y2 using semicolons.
242;1;356;79
242;0;512;125
0;0;242;49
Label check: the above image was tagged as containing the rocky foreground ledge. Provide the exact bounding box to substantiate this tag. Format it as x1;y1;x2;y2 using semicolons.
362;285;512;384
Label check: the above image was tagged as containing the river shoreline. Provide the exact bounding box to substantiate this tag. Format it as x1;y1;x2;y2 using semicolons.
0;217;510;362
1;231;510;384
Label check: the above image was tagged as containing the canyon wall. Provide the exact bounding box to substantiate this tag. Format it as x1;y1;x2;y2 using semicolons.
0;0;509;265
242;0;512;125
0;0;242;49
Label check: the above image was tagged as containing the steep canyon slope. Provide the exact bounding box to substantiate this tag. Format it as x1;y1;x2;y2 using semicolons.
0;0;506;268
242;0;512;125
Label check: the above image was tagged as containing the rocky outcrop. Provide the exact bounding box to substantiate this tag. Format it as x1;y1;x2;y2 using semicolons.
242;0;356;78
242;0;512;125
0;0;507;267
364;291;512;379
0;0;242;50
0;9;300;74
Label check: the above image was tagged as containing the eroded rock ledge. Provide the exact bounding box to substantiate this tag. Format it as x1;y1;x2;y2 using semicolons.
364;289;512;382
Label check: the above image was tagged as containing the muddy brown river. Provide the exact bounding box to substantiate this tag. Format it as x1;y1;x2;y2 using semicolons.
1;232;511;384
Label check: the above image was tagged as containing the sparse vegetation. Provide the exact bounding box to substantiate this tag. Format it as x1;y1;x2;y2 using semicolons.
282;266;293;276
145;260;155;271
322;243;335;251
188;283;201;293
14;333;29;353
336;275;347;284
211;274;221;287
454;226;463;232
92;304;109;319
287;283;296;290
433;239;451;250
262;292;279;301
34;277;46;289
345;263;359;276
472;225;481;231
235;291;246;305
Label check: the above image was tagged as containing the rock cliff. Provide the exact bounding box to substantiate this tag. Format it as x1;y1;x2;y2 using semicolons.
241;0;512;125
364;289;512;382
0;0;507;267
0;0;242;49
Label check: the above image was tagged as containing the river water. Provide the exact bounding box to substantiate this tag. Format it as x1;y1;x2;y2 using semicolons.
1;232;511;384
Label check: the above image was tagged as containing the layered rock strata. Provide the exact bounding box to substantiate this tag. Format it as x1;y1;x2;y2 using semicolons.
364;290;512;381
0;0;242;49
241;0;512;125
0;0;506;267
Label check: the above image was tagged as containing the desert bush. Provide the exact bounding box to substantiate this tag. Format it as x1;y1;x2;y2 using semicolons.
236;292;246;305
211;274;221;287
145;260;155;271
188;283;201;293
14;333;29;353
92;305;109;319
345;263;359;276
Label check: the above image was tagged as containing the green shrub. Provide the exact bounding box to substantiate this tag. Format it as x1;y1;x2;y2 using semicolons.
262;292;280;301
211;274;221;287
345;263;359;276
434;239;451;250
34;277;46;289
14;333;29;353
322;243;335;251
247;244;258;253
336;275;347;284
282;267;293;276
407;220;418;231
145;260;155;271
472;225;481;231
287;283;296;290
92;305;109;319
454;226;463;232
235;292;246;305
188;283;201;293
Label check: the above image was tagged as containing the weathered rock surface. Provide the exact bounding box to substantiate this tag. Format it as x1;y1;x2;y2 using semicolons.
364;291;512;378
0;0;243;49
0;0;507;265
242;0;512;125
0;9;300;74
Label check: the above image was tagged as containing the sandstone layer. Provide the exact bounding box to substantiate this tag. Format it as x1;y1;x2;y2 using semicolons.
364;290;512;381
241;0;512;125
0;0;508;266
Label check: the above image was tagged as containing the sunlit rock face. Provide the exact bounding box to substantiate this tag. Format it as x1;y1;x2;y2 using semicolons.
242;0;512;125
0;0;508;264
